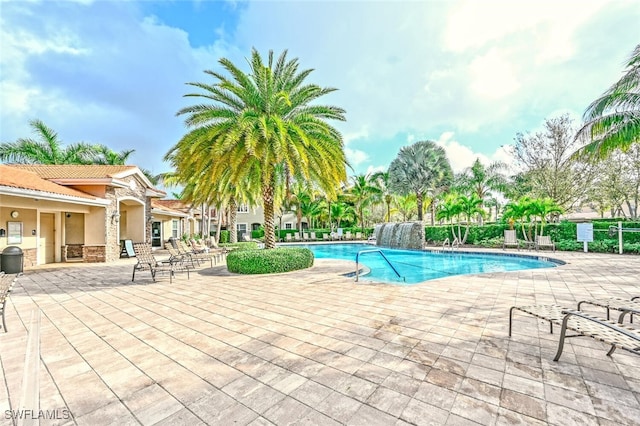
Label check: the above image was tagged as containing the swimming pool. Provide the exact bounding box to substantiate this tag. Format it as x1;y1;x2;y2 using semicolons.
297;243;560;284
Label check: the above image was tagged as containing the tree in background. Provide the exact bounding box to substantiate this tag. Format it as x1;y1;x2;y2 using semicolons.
92;145;135;165
574;44;640;160
348;174;381;230
388;140;453;223
395;194;416;221
586;145;640;218
1;119;99;164
372;171;394;222
166;48;348;249
512;114;596;212
457;158;507;225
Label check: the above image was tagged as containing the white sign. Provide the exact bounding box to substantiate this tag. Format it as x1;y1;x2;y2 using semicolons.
577;223;594;242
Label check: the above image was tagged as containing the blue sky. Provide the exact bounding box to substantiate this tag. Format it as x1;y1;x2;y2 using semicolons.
1;0;639;179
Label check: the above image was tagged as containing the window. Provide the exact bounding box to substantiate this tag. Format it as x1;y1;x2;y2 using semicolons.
237;204;249;213
285;223;292;230
172;220;179;238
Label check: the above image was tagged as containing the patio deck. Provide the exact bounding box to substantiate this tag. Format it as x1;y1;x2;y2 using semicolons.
1;249;639;425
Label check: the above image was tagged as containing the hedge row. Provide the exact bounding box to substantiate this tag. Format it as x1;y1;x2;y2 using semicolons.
226;247;314;274
220;241;259;251
425;220;640;253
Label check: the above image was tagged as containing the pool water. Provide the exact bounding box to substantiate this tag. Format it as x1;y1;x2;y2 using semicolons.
298;243;559;284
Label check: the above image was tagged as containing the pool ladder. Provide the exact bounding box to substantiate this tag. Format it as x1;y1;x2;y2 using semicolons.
355;249;404;283
443;237;460;251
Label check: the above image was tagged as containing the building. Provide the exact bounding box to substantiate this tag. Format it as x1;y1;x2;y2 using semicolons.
0;164;166;267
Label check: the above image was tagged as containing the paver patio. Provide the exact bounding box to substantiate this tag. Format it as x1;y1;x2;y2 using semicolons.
1;248;639;425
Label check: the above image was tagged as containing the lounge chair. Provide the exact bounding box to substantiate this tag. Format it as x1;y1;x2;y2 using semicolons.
323;233;330;241
345;231;353;240
294;232;302;242
132;242;184;284
509;304;640;361
503;230;519;251
179;240;219;267
310;232;317;241
286;233;293;242
303;232;310;241
355;232;363;240
535;235;555;251
0;272;21;332
577;296;640;323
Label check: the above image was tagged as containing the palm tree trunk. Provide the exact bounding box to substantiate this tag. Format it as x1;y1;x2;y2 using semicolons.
263;180;277;249
430;202;436;226
417;192;423;221
229;197;238;243
215;208;222;245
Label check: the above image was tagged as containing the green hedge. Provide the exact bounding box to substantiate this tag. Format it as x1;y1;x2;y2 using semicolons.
220;242;259;251
226;247;314;274
424;219;640;253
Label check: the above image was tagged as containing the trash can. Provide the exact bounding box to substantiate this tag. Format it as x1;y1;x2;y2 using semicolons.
1;246;24;274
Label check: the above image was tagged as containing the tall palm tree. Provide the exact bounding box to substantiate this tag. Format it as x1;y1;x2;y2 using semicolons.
458;158;507;225
92;145;136;165
372;171;394;222
0;119;98;164
573;44;640;159
388;140;453;223
166;48;347;249
349;174;381;231
330;202;355;229
395;193;416;221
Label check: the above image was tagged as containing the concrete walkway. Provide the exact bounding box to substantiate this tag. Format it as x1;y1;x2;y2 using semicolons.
1;249;639;425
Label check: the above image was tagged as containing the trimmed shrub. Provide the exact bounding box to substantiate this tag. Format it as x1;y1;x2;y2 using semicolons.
220;242;259;251
219;230;230;244
226;247;314;274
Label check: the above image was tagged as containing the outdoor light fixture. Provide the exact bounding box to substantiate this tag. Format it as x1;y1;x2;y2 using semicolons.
111;212;120;223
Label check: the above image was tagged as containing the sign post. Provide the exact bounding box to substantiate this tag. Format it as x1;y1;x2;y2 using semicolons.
576;223;594;253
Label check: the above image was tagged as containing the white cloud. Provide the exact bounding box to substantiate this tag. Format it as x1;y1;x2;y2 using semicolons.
436;132;514;174
344;147;369;168
468;48;520;100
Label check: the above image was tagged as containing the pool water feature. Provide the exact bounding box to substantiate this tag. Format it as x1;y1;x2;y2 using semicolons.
300;243;560;284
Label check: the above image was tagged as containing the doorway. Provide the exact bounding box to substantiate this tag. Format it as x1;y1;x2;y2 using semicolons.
151;221;162;247
40;213;55;264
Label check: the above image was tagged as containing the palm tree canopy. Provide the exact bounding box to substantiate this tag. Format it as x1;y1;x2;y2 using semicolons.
573;44;640;159
0;119;99;164
165;48;348;249
388;141;452;196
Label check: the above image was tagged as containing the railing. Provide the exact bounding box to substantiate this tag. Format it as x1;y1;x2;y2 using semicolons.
355;249;403;282
443;237;460;251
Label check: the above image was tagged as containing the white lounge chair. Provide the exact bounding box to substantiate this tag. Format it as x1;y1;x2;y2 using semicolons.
294;232;302;241
535;235;555;252
345;231;352;240
503;230;520;251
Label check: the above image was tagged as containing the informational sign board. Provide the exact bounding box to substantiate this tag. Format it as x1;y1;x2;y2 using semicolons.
576;223;594;242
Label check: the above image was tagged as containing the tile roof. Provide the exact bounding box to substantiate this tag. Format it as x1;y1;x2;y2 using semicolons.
153;199;192;211
0;165;98;200
9;164;137;179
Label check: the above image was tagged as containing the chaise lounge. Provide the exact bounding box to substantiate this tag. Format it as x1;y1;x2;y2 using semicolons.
509;304;640;361
132;242;185;284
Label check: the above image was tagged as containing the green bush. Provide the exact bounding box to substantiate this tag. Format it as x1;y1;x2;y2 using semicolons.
219;230;230;244
226;247;314;274
220;241;259;251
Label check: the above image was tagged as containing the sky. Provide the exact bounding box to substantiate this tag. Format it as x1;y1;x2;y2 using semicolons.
1;0;639;181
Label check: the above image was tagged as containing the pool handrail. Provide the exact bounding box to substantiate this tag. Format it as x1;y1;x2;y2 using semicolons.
355;249;404;282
